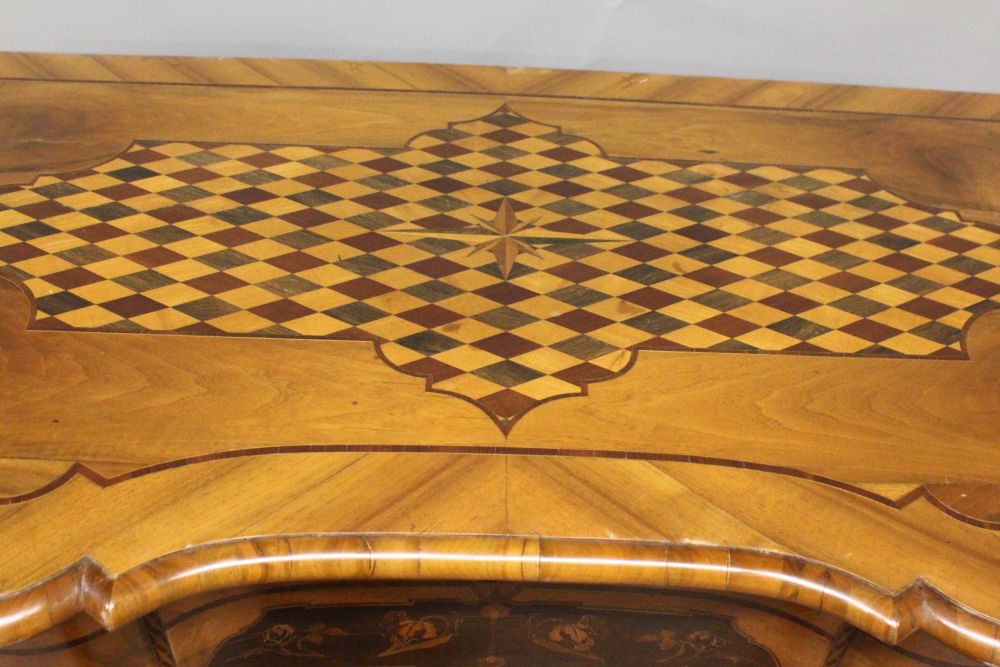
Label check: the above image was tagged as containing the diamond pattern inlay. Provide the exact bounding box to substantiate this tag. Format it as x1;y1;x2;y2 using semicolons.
1;105;999;432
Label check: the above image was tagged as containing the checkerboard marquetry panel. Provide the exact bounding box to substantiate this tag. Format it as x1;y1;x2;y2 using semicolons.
1;106;998;431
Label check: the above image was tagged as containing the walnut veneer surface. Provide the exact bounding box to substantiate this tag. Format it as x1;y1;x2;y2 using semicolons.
0;52;998;665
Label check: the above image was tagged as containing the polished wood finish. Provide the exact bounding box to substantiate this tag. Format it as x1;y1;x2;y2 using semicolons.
4;106;996;430
1;534;998;659
0;618;161;667
1;583;977;666
1;52;998;122
0;53;998;665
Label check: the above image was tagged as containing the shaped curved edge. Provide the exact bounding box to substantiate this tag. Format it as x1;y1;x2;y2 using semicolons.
1;274;999;530
0;140;137;189
2;450;1000;533
0;534;996;663
1;90;998;229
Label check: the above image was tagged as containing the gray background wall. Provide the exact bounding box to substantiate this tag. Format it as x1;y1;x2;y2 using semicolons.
2;0;998;93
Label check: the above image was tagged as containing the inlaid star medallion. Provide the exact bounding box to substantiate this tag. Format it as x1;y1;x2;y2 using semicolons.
386;197;628;279
469;198;544;279
0;106;998;432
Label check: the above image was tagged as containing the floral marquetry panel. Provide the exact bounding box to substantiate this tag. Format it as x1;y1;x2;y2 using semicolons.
1;107;998;428
206;601;777;666
0;53;999;666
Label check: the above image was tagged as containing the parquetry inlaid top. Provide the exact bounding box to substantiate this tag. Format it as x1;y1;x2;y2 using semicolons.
1;107;997;429
1;53;1000;665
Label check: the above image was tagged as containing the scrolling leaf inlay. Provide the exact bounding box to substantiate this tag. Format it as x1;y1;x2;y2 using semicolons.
207;601;778;666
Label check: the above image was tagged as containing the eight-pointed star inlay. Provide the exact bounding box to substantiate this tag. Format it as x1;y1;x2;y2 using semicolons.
0;105;998;432
385;197;628;279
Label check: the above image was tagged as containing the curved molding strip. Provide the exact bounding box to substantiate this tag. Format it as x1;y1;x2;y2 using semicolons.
1;106;998;431
2;447;999;531
0;534;997;663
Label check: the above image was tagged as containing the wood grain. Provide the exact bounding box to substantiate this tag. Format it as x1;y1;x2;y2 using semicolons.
0;450;998;659
3;107;995;431
1;80;999;220
0;534;997;662
0;53;998;665
1;52;998;122
2;276;997;493
17;583;960;666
